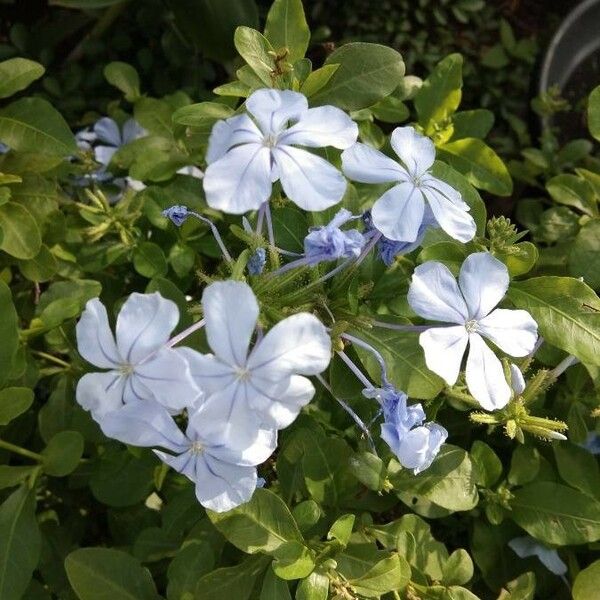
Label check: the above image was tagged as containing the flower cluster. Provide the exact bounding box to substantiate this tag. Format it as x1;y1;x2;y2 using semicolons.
76;282;331;511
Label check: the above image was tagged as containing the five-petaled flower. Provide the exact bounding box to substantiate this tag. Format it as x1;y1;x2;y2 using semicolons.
364;385;447;473
408;252;538;410
342;126;476;243
99;397;276;512
184;280;331;435
203;89;358;214
76;292;200;420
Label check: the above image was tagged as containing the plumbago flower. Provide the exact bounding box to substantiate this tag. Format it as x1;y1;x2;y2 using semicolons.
304;209;365;265
184;281;331;436
98;398;276;512
203;89;358;214
408;252;538;410
508;537;567;576
76;292;200;420
364;385;447;473
342;126;476;243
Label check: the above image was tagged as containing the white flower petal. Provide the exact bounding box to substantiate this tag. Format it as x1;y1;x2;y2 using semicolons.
273;145;347;211
341;142;406;183
178;348;236;396
509;363;526;395
76;371;125;419
202;280;258;367
423;185;476;243
203;143;272;214
465;333;511;410
246;89;308;135
134;347;200;412
478;308;538;357
247;313;331;381
121;119;146;144
76;298;122;368
371;182;425;242
206;114;263;163
390;126;435;177
94;145;117;167
99;399;189;451
278;106;358;149
194;455;257;513
93;117;121;146
458;253;509;320
154;449;196;480
419;326;468;386
422;175;469;210
247;374;315;429
408;261;469;324
209;424;277;466
115;292;179;364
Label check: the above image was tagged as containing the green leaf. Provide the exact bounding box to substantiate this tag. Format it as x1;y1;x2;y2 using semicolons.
310;43;405;111
194;555;270;600
391;445;478;512
271;541;315;580
0;98;76;156
295;571;329;600
0;202;41;259
370;96;410;123
546;174;596;216
351;326;444;399
470;441;502;488
300;65;339;97
0;466;37;491
507;277;600;366
18;244;58;282
327;514;355;547
104;62;141;102
259;567;291;600
508;445;539;486
0;486;41;600
348;554;410;598
441;549;473;586
573;559;600;600
234;27;276;86
588;85;600;142
133;242;168;278
553;442;600;499
207;488;303;554
501;572;536;600
172;102;234;126
264;0;309;62
65;547;160;600
349;452;386;492
451;109;494;140
438;138;513;196
167;541;215;600
569;219;600;289
0;387;34;425
415;53;463;129
133;98;174;138
42;431;84;477
0;58;45;99
0;281;19;386
511;482;600;545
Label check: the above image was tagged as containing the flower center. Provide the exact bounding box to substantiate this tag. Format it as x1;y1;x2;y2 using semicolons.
465;319;479;333
119;363;135;376
190;441;204;455
263;134;278;148
235;366;251;381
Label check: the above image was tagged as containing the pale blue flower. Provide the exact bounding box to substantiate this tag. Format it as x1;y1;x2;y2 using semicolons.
342;126;476;243
99;397;276;512
304;209;365;265
75;292;200;419
508;536;567;576
183;281;331;434
247;248;267;275
0;142;10;154
582;432;600;455
203;89;358;214
363;385;447;474
91;117;146;167
408;252;538;410
162;205;190;227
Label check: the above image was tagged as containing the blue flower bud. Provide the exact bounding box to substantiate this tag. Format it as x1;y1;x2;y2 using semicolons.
248;247;267;275
162;205;190;227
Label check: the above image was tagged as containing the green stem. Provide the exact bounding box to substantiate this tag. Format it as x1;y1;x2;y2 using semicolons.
31;350;71;369
0;439;42;461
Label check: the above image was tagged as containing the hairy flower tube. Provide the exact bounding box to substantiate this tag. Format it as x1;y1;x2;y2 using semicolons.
342;126;476;243
408;252;538;410
203;89;358;213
